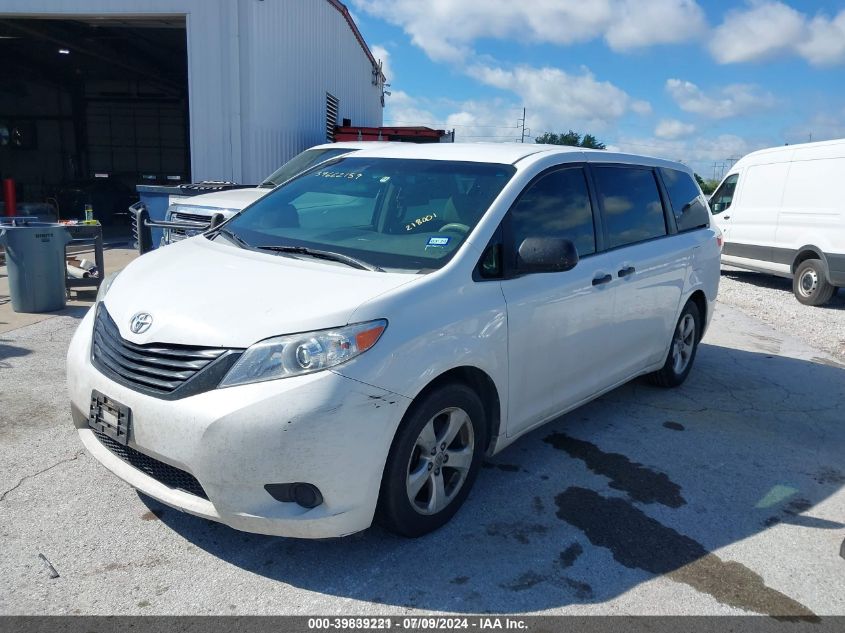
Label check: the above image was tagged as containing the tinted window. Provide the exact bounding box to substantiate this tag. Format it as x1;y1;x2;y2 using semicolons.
659;167;710;232
223;157;514;272
709;174;738;215
510;168;595;257
594;166;667;249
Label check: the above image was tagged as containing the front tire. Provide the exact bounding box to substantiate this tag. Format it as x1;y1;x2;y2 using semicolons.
648;301;701;388
793;259;835;306
377;383;487;537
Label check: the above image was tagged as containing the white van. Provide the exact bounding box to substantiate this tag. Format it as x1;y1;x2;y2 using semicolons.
163;142;381;244
68;143;720;538
710;138;845;305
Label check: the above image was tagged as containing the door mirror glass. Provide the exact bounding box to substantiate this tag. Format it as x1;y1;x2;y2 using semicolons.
517;237;578;273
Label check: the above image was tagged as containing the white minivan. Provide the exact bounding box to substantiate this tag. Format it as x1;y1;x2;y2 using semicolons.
67;143;720;538
710;138;845;305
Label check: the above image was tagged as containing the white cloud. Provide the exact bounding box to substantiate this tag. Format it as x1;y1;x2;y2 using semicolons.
798;11;845;65
384;90;780;181
384;61;650;145
666;78;775;119
383;90;441;127
654;119;696;140
710;1;845;66
469;63;651;132
604;0;707;50
351;0;706;62
612;133;766;176
370;44;392;82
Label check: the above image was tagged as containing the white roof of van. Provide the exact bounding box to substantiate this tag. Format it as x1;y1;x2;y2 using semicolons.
732;137;845;171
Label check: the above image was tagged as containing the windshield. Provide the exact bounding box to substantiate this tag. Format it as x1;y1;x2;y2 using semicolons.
222;157;515;272
260;148;356;187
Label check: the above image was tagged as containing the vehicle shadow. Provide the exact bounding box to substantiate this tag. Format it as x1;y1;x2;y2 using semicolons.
145;344;845;615
0;341;31;367
722;269;845;309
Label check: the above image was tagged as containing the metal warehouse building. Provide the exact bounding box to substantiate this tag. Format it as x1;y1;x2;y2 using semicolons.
0;0;384;217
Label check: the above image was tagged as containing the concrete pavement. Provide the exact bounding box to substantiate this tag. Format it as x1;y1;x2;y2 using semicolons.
0;300;843;616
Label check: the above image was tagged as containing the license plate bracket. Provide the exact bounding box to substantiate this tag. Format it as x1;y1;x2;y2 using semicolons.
89;390;132;446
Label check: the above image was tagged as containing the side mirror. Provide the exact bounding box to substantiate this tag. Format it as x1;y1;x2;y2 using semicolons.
517;237;578;273
208;212;225;231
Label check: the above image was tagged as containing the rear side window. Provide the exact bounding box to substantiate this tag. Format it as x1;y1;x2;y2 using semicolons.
593;166;667;249
659;168;710;232
510;168;596;257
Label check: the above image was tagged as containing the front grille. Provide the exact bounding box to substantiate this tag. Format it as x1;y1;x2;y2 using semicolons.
94;430;208;499
168;211;211;242
92;305;233;397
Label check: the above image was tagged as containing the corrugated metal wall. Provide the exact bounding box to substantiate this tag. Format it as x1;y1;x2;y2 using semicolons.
0;0;384;183
237;0;383;182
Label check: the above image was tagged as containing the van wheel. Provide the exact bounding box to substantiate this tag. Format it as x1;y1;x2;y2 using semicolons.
793;259;835;306
648;301;701;388
376;383;486;537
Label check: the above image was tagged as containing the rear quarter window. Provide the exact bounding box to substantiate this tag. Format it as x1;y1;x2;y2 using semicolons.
659;168;710;232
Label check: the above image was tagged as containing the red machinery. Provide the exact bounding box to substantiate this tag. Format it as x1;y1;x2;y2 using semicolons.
333;126;453;143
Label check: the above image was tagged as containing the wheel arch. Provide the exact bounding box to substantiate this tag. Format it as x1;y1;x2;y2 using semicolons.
687;289;707;342
791;246;828;275
408;366;502;456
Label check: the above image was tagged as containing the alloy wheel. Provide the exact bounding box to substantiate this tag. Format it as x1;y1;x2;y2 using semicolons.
672;313;696;374
405;407;475;515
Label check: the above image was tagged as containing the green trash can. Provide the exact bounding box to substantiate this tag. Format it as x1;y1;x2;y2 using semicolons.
0;220;72;313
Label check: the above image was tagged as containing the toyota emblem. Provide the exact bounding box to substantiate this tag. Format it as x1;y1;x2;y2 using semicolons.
129;312;153;334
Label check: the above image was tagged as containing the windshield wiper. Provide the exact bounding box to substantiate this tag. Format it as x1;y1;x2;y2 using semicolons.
257;245;384;272
216;227;250;249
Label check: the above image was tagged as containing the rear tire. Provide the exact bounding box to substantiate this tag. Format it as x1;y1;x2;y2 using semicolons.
376;383;486;538
648;301;701;388
793;259;835;306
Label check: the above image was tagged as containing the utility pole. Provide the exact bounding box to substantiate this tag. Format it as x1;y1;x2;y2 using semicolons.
518;108;530;143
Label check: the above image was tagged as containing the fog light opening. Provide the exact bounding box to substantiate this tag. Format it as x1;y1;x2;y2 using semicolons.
264;482;324;509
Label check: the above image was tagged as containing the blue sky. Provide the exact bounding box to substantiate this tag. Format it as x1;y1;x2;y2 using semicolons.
349;0;845;178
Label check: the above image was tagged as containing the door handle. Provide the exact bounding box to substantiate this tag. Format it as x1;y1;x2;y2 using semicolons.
618;266;635;278
723;215;731;220
592;273;612;286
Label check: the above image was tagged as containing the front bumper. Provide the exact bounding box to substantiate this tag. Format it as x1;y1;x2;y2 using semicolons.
67;308;410;538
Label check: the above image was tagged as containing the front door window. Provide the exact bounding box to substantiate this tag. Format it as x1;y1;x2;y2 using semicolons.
709;174;739;214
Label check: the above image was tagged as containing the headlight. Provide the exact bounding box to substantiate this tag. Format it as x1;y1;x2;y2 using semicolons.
219;319;388;387
96;271;120;302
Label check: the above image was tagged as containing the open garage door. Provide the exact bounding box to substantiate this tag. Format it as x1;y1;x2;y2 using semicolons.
0;16;188;226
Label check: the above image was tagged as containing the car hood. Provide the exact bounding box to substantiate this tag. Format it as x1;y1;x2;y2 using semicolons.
174;187;270;215
103;236;418;348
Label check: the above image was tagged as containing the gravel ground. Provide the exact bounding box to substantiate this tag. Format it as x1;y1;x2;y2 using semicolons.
718;266;845;361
